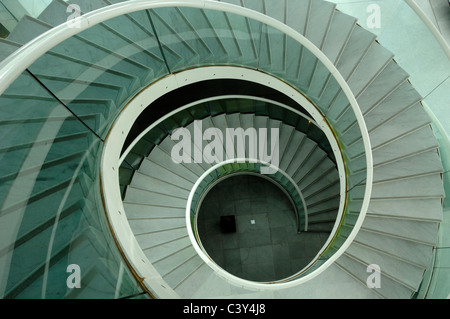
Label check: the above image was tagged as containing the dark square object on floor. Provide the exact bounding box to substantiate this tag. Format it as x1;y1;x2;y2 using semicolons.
220;215;236;233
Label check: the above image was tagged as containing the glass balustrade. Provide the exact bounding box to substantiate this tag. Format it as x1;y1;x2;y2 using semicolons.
0;70;144;299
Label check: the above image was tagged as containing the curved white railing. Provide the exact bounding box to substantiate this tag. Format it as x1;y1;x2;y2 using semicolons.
0;0;373;296
103;65;351;294
118;93;324;233
186;158;311;287
404;0;450;59
189;159;309;233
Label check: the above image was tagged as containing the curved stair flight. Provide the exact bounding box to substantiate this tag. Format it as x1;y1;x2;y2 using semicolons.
0;0;444;299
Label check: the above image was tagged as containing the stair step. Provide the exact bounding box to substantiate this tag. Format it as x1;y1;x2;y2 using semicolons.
305;0;336;50
123;202;185;220
321;10;356;64
0;0;443;300
285;139;316;177
28;50;141;95
358;62;413;115
346;241;425;290
134;227;189;251
130;171;191;198
367;104;432;150
354;229;434;268
2;207;85;298
0;133;89;178
294;149;331;185
279;131;306;172
359;215;439;246
164;254;204;289
10;15;151;92
138;158;196;190
301;168;339;199
38;0;81;26
274;262;381;298
0;39;21;62
307;220;335;232
68;0;109;12
0;176;89;254
346;42;394;98
350;197;443;222
308;210;339;223
0;156;91;215
154;245;197;277
373;149;443;183
336;26;377;80
128;216;186;236
144;236;192;264
370;174;444;199
124;186;187;208
174;262;214;298
148;146;199;183
335;253;414;299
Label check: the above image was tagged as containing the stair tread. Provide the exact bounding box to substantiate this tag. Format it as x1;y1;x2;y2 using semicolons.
164;255;204;289
138;158;196;190
128;215;186;236
154;245;197;277
370;174;444;199
346;242;425;290
354;229;434;268
129;172;191;198
124;186;188;208
174;262;214;298
144;236;192;264
123;202;185;219
373;149;443;182
359;215;439;246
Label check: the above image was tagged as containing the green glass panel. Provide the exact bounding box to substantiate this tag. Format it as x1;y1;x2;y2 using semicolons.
0;71;140;299
27;10;168;139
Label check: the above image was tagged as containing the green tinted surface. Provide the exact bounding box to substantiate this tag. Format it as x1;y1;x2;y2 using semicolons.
0;71;143;299
27;10;168;139
150;7;262;72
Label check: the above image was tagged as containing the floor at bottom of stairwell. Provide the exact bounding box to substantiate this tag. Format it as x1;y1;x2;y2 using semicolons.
197;174;330;282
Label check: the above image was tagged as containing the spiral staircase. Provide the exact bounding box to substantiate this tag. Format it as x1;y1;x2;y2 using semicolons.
0;0;447;299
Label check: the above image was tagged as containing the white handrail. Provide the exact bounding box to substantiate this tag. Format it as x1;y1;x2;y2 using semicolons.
186;158;310;287
102;65;348;293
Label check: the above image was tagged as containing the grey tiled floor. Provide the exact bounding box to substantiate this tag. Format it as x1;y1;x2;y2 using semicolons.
197;174;330;282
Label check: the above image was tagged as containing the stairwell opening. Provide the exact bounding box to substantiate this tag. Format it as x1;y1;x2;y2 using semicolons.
109;67;351;292
196;173;330;283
